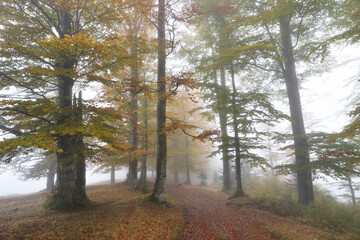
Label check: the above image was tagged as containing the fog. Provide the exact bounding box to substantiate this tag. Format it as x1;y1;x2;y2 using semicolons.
0;37;359;204
0;168;128;197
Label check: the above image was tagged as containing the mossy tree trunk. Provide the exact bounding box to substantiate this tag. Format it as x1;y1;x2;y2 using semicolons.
46;10;88;210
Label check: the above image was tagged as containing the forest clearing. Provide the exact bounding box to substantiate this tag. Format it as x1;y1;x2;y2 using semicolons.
0;182;358;240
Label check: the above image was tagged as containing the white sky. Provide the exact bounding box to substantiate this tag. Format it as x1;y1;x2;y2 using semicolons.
301;45;359;133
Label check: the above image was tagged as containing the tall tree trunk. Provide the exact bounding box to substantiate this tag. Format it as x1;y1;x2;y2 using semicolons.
230;68;244;197
348;178;356;206
47;10;80;210
219;67;231;191
128;46;139;190
46;10;89;210
139;98;148;185
213;67;231;191
279;15;314;205
184;112;191;185
151;0;167;204
110;164;115;184
212;46;231;191
74;91;88;202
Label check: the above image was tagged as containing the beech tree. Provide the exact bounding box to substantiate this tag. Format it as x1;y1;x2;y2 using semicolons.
117;3;156;190
0;0;134;209
5;152;56;191
167;92;212;185
274;132;360;190
244;0;339;205
181;0;284;195
182;0;235;192
151;0;167;203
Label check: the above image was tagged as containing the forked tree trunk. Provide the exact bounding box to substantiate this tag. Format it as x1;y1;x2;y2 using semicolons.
151;0;167;204
230;68;244;197
46;10;88;210
219;67;231;192
213;67;231;192
279;15;314;205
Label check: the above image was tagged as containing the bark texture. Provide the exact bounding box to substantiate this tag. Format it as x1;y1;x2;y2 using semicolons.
46;10;88;210
279;15;314;205
74;92;87;201
128;46;139;190
230;68;244;197
211;47;231;192
151;0;167;204
219;67;231;192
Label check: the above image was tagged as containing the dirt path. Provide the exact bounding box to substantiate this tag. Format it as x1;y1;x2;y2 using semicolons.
167;185;277;240
168;185;337;240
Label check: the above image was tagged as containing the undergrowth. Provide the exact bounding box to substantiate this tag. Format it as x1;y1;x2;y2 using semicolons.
238;176;360;238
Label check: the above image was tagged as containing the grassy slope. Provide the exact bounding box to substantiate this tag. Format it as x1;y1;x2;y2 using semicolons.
0;183;184;240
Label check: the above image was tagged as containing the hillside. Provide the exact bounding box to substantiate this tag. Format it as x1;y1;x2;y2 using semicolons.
0;183;353;240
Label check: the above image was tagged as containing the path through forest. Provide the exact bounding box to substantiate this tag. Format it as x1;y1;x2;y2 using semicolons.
167;185;336;240
0;183;340;240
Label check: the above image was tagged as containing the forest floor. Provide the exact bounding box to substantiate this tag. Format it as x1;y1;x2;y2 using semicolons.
0;182;349;240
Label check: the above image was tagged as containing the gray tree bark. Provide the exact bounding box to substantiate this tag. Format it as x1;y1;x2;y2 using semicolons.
74;91;88;202
230;68;244;197
219;67;231;191
139;98;149;185
151;0;167;204
184;112;191;185
279;15;314;205
46;10;88;210
128;46;139;190
47;10;77;210
348;178;356;206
